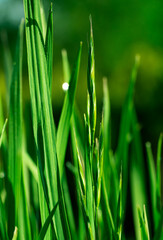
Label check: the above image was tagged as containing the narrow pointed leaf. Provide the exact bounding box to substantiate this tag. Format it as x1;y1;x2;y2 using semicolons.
57;42;82;176
38;202;59;240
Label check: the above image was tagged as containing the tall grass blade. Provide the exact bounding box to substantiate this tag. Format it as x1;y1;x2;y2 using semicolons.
156;134;162;212
146;142;158;229
57;42;82;176
116;55;140;211
7;19;24;238
45;3;53;91
24;1;71;238
130;109;148;240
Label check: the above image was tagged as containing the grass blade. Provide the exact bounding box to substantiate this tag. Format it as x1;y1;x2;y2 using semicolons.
57;42;82;177
7;19;24;238
156;134;162;212
24;1;71;238
38;202;59;240
45;3;53;92
0;196;9;240
116;55;140;211
137;205;150;240
0;118;8;148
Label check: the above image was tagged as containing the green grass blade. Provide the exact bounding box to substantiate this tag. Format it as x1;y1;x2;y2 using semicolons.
62;49;71;83
101;174;115;235
0;118;8;148
116;55;140;211
18;171;32;240
7;19;24;238
0;196;9;240
24;1;71;238
45;3;53;91
130;109;148;240
12;227;18;240
57;42;82;177
146;142;158;229
87;16;96;151
137;205;150;240
156;133;162;212
38;202;59;240
84;113;95;239
23;151;38;183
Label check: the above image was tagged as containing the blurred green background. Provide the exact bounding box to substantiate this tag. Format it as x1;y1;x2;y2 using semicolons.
0;0;163;151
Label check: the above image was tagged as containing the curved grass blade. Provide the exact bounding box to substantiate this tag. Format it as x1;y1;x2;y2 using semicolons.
57;42;82;177
156;133;162;212
37;202;59;240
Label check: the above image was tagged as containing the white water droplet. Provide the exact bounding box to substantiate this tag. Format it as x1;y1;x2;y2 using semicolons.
62;82;69;91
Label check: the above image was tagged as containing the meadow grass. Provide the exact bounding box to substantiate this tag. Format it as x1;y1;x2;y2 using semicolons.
0;0;162;239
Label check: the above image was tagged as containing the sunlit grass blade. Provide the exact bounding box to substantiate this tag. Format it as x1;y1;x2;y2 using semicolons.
57;42;82;177
12;227;18;240
87;16;96;151
103;77;111;174
38;202;59;240
156;133;162;212
7;19;24;238
137;205;150;240
0;118;8;148
45;3;53;91
116;55;140;211
24;0;71;238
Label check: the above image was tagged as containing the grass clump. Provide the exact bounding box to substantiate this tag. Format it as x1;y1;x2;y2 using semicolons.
0;0;162;239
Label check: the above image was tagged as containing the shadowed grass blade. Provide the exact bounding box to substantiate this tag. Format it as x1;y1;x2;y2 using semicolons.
38;202;59;240
130;109;148;240
7;19;24;239
156;134;162;212
146;142;158;229
0;196;9;240
116;55;140;211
